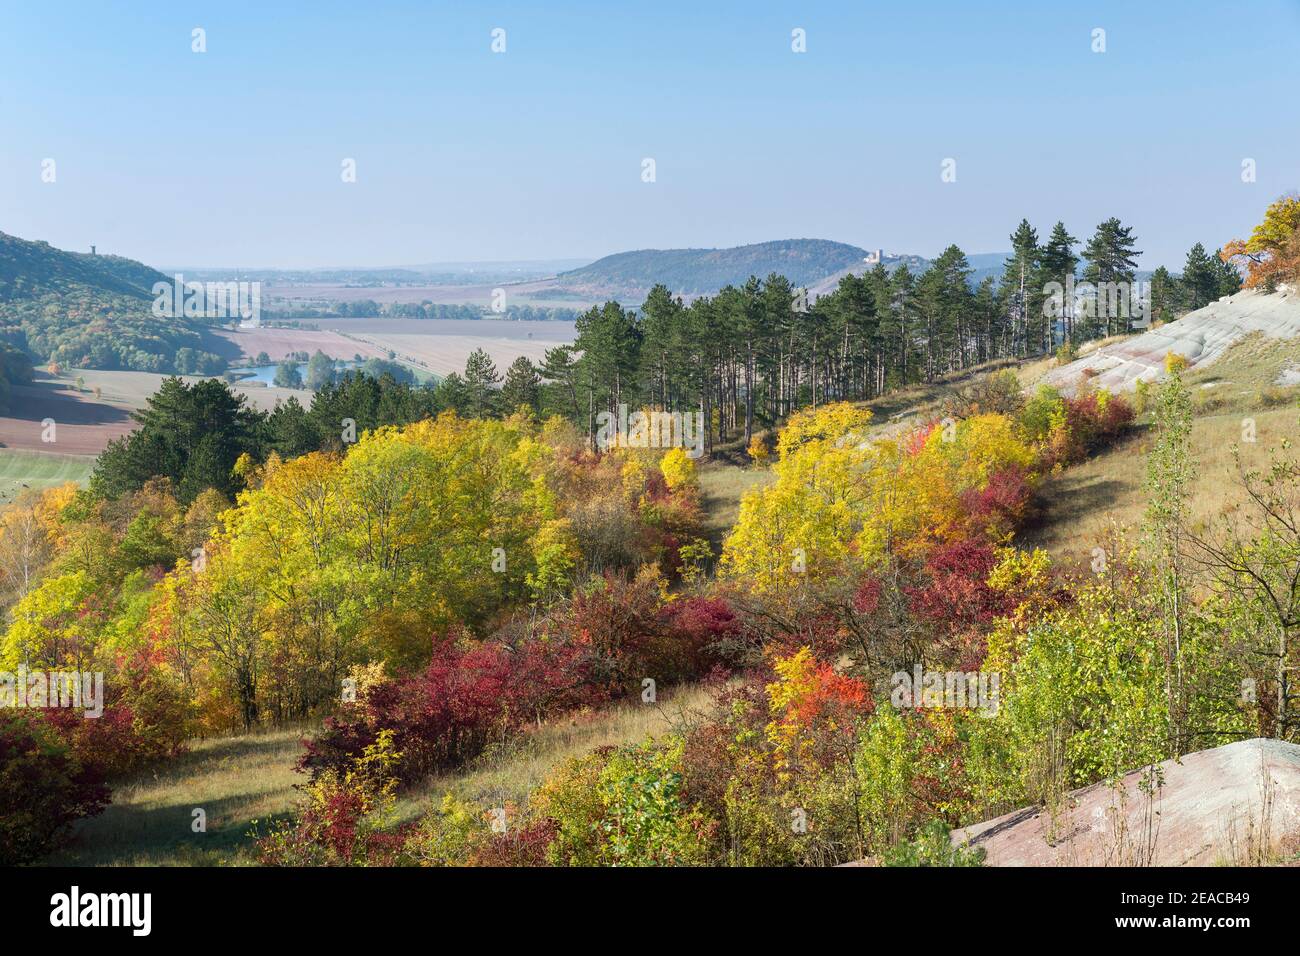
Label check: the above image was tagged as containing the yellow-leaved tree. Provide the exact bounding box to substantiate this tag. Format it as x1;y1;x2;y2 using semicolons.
721;404;1037;594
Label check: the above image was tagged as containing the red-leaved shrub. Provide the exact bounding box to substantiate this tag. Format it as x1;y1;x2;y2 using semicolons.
0;713;111;864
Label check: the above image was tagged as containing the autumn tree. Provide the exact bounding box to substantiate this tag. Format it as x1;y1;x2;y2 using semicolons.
1222;195;1300;290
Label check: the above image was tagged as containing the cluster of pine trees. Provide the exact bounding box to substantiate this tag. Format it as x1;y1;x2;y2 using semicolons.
513;219;1243;452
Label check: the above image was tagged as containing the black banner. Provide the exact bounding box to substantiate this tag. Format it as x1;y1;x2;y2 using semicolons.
9;865;1278;943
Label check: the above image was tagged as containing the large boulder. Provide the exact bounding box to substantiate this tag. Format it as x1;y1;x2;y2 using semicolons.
951;738;1300;866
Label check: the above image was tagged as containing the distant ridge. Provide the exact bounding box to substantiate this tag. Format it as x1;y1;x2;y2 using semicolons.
551;240;1017;302
556;239;874;299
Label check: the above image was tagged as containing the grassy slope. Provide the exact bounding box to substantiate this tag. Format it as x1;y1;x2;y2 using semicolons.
50;687;715;866
1020;333;1300;564
49;726;308;866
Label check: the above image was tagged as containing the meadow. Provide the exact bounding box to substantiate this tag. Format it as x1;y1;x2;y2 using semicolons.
0;449;94;503
49;686;716;866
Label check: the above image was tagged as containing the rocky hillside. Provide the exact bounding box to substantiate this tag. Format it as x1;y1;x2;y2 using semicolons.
1045;288;1300;395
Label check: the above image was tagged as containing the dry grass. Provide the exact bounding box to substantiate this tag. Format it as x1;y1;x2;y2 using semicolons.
1020;405;1300;563
48;724;310;867
861;357;1033;431
1185;331;1300;413
394;684;717;821
1014;355;1059;389
47;685;715;866
697;462;773;550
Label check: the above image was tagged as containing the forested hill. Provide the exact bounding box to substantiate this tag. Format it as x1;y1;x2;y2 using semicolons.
556;239;875;298
552;239;1017;301
0;231;166;302
0;231;225;374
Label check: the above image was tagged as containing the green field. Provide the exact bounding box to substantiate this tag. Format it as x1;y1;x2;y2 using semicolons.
0;449;94;503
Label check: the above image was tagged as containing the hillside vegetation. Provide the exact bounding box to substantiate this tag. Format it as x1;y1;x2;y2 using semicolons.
0;232;167;302
0;231;225;374
5;198;1300;869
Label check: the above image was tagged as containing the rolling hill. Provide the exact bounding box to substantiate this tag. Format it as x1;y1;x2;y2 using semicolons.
554;239;877;299
0;231;166;302
0;231;226;374
551;239;1011;302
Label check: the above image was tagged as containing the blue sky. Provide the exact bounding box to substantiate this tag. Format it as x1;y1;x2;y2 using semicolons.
2;1;1298;269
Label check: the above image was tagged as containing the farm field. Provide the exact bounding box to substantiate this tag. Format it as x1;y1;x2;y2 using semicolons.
210;318;577;380
0;379;136;455
0;449;94;503
315;318;576;377
262;278;598;308
0;371;314;459
205;326;392;364
48;368;315;414
0;316;579;460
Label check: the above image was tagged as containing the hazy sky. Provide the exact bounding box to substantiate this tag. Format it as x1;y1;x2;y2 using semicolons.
3;1;1298;269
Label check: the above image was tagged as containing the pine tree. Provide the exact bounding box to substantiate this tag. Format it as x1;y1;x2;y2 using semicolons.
573;301;642;444
463;348;502;418
538;345;580;420
888;264;917;385
90;377;264;503
1001;220;1040;356
1149;266;1181;324
500;355;541;414
1082;218;1142;336
1180;242;1219;311
1036;222;1079;351
433;371;470;415
1211;248;1243;298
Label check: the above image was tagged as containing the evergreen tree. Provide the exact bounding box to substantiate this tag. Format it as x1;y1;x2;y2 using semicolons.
1149;266;1181;324
1036;222;1079;351
500;355;541;414
539;345;581;421
266;395;321;458
434;371;470;415
1001;219;1040;356
888;264;917;385
1180;243;1219;311
573;301;642;444
1082;218;1142;336
91;377;265;503
1212;248;1243;298
463;348;502;418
